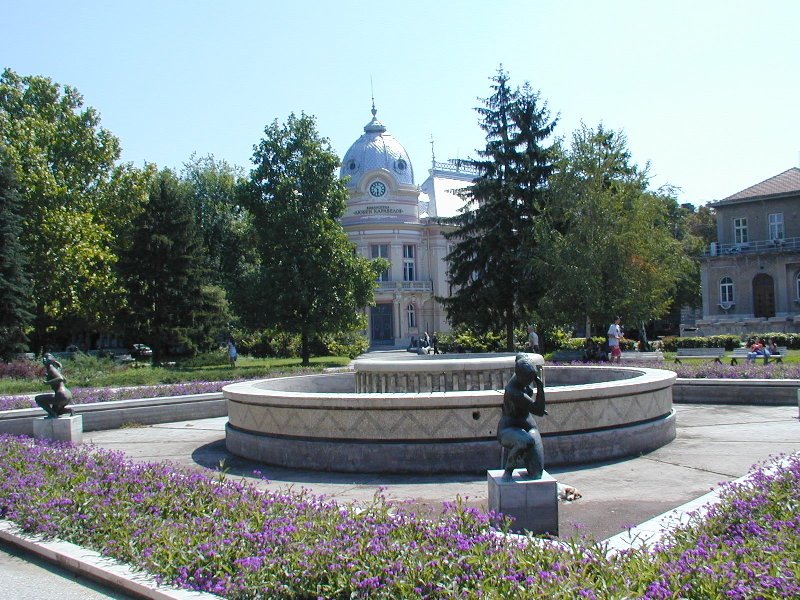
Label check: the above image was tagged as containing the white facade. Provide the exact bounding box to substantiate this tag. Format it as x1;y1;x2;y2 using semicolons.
339;107;475;346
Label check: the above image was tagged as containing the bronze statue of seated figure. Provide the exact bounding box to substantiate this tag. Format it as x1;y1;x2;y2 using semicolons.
497;354;547;480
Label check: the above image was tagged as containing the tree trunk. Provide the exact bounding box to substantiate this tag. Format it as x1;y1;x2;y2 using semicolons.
301;328;310;366
505;304;515;352
640;321;650;351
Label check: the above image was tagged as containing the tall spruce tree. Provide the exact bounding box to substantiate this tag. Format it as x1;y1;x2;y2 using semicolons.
117;169;209;362
0;146;32;359
442;69;558;350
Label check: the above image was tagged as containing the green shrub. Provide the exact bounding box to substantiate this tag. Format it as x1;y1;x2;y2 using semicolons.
313;331;369;359
437;327;508;353
231;327;367;359
231;329;300;358
453;331;489;353
667;335;741;351
660;336;678;352
554;336;638;352
742;332;800;350
543;326;574;353
175;351;228;368
435;332;454;352
560;337;589;351
59;353;127;387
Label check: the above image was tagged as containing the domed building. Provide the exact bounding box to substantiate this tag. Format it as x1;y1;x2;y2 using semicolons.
339;106;476;347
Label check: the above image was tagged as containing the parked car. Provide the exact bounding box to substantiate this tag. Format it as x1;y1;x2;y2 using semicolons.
130;344;153;360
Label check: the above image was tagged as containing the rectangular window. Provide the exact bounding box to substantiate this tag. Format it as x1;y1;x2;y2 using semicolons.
403;244;416;282
768;213;784;240
733;218;748;244
406;304;416;328
720;277;734;304
371;244;390;281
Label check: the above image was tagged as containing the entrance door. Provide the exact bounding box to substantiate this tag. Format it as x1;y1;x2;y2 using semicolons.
370;304;394;344
752;273;775;318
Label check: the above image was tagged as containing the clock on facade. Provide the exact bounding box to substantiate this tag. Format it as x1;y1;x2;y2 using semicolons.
369;180;387;198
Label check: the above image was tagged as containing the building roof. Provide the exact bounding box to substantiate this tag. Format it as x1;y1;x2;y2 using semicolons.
339;106;414;188
716;167;800;204
419;161;475;219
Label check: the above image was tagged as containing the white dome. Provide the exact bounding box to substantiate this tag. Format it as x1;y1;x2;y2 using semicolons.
340;107;414;188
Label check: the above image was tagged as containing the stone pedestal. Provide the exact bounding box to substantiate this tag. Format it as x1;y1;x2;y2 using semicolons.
33;415;83;445
487;469;558;535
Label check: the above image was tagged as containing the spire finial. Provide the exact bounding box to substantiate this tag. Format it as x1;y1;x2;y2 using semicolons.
430;134;436;168
370;76;377;118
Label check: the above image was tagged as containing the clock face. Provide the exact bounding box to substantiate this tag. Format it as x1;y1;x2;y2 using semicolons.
369;181;387;198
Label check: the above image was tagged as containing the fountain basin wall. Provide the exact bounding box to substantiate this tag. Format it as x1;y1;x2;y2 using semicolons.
225;360;676;474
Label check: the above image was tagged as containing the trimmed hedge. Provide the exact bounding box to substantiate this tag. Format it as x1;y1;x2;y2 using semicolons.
660;333;800;352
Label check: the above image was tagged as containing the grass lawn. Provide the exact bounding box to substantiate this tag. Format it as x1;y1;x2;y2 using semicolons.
0;354;352;396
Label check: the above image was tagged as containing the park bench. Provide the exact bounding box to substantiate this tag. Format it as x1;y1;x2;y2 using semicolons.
673;347;725;364
728;346;786;365
620;351;664;362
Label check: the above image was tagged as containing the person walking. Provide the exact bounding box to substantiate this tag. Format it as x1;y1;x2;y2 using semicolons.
526;325;540;353
227;339;238;368
431;332;440;355
607;317;622;363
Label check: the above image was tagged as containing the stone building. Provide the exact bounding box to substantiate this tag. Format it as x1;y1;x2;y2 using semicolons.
695;167;800;335
339;107;474;346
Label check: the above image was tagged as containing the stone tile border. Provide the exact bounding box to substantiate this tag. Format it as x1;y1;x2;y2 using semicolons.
602;453;796;555
0;520;220;599
0;393;226;437
673;378;800;406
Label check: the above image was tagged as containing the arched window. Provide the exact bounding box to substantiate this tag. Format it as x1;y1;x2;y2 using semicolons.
796;272;800;300
720;277;734;304
406;303;416;328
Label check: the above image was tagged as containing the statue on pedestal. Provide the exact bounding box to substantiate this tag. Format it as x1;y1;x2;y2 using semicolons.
498;354;546;480
34;353;73;418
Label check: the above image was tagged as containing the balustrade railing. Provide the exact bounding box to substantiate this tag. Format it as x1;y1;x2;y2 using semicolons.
376;280;432;292
705;236;800;257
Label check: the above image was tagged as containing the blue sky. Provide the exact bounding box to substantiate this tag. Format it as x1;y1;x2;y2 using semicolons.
3;0;798;206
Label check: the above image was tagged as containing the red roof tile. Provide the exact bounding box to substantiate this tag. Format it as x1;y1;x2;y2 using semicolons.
724;167;800;201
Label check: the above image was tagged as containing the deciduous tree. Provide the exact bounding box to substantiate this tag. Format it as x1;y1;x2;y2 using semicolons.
180;154;258;328
181;154;254;282
242;113;382;365
0;69;149;349
540;123;690;335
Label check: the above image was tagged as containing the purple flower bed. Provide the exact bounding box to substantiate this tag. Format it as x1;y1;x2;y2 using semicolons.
641;454;800;598
0;381;235;412
0;436;796;598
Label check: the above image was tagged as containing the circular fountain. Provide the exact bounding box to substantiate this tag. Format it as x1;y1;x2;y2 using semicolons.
224;353;676;474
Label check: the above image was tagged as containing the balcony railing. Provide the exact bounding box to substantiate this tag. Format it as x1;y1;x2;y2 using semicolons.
376;280;432;293
705;236;800;257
